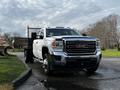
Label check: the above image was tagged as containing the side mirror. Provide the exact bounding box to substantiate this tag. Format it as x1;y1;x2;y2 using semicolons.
40;35;43;39
31;32;36;39
82;33;87;36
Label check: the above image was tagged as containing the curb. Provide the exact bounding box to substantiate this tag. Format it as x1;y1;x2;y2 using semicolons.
11;54;32;89
12;67;32;89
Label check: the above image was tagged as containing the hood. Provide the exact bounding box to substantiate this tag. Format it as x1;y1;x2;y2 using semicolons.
51;35;97;41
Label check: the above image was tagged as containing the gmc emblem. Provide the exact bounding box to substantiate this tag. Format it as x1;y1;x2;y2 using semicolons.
76;44;87;48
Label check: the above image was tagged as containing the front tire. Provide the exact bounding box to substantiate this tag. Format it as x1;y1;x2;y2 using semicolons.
86;64;99;74
43;53;53;75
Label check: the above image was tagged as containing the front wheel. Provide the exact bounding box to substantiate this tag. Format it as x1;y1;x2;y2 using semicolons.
86;64;99;74
43;53;53;75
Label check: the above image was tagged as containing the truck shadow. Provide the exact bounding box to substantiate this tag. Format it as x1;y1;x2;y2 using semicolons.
28;62;102;90
29;61;100;78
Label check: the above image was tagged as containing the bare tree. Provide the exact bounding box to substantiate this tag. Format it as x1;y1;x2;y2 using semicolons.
3;33;12;46
12;32;20;37
83;14;120;50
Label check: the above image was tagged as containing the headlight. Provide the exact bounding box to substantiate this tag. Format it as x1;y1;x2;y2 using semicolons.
51;40;63;49
96;40;101;50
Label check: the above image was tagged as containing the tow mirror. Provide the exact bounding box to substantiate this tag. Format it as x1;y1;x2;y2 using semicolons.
82;33;87;36
40;35;43;39
31;32;36;39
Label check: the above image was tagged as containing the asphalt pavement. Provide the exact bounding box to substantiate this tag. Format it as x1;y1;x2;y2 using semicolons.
16;52;120;90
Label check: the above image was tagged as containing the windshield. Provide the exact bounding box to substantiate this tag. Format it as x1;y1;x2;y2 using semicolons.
46;29;80;37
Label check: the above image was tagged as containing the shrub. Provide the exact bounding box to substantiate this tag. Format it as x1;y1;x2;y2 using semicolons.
0;84;14;90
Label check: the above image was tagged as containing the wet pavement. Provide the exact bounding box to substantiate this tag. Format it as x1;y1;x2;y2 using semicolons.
16;52;120;90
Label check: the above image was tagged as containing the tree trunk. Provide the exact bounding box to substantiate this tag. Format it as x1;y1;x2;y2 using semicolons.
117;44;120;51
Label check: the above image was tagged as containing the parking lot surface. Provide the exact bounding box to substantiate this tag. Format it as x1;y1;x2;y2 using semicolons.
17;52;120;90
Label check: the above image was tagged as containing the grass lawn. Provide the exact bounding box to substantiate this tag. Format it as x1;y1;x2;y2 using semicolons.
0;55;26;84
12;48;24;52
102;49;120;57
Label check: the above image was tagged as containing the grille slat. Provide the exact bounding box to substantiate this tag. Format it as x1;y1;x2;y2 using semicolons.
64;40;96;55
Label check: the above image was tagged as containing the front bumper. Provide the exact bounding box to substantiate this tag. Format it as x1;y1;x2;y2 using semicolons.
50;51;102;70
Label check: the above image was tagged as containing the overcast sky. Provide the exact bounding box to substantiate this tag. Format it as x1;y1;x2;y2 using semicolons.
0;0;120;36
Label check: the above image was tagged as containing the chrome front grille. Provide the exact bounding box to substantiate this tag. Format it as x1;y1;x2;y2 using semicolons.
63;40;96;55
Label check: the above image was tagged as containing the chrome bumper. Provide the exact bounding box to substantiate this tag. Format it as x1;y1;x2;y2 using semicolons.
51;50;102;66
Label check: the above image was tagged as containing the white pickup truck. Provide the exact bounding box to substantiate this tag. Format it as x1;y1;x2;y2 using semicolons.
25;27;102;74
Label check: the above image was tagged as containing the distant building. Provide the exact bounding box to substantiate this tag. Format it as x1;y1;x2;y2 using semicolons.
13;37;28;48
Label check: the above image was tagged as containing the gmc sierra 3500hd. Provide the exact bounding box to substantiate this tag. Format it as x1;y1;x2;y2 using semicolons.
25;27;102;75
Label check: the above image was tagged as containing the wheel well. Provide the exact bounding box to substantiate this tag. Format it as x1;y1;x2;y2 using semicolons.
42;47;49;59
